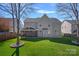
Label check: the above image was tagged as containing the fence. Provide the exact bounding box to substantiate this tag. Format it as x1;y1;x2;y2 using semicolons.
0;32;17;41
64;33;77;37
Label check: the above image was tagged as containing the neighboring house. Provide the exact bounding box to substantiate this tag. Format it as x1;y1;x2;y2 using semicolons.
61;20;77;35
0;18;22;32
22;14;61;37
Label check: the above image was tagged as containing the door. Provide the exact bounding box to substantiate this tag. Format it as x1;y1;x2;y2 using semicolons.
43;30;48;37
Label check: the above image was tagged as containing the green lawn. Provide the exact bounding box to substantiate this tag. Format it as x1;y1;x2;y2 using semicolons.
0;37;79;56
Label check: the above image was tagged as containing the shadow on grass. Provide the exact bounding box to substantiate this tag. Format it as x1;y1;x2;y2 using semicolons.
21;37;46;42
21;37;77;46
49;37;74;45
11;49;16;56
0;41;5;46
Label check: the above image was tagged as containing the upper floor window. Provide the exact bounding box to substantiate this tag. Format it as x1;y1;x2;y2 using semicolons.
39;24;42;27
31;24;37;29
48;24;50;27
42;28;48;30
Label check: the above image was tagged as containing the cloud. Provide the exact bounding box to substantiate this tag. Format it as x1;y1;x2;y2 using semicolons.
36;9;56;14
33;7;40;9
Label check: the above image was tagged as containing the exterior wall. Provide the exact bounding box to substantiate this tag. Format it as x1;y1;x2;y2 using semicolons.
37;19;61;37
0;18;12;32
61;21;72;34
24;16;61;38
24;22;38;29
52;22;61;37
37;19;53;37
0;18;22;33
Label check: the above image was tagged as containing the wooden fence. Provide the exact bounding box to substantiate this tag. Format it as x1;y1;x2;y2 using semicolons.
0;32;17;41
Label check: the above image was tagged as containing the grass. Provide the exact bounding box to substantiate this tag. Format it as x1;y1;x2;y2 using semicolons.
0;37;79;56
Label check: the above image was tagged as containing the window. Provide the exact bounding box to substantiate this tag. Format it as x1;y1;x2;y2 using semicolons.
55;30;56;32
48;30;51;34
39;24;42;27
31;24;37;29
42;28;48;30
48;24;50;27
40;31;42;32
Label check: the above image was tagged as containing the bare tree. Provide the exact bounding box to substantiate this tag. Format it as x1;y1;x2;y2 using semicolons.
10;3;15;32
56;3;79;41
0;3;35;32
0;3;35;56
0;3;16;32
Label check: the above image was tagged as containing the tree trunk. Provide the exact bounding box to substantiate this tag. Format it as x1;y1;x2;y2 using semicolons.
11;3;15;32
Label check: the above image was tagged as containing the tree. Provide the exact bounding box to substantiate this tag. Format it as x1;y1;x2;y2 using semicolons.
0;3;35;32
0;3;35;56
56;3;79;41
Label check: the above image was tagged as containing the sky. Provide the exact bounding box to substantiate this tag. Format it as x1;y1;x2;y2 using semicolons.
28;3;64;21
0;3;66;24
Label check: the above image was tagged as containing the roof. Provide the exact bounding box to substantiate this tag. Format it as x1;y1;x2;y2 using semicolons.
0;18;13;21
0;17;22;23
64;20;76;24
0;18;16;20
24;14;61;23
21;27;37;31
41;14;48;19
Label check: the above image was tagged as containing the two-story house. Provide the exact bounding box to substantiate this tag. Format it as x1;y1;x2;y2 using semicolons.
22;14;61;37
61;20;77;35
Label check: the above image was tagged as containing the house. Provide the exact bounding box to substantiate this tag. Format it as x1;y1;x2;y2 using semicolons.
22;14;61;37
0;18;22;32
61;20;77;35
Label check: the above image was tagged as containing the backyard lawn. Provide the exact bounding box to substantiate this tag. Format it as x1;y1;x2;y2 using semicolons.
0;37;79;56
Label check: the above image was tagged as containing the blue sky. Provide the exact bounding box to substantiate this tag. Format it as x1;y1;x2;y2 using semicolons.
0;3;65;23
29;3;57;18
27;3;64;21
